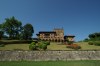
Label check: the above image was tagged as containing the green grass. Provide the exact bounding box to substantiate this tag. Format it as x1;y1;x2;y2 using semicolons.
47;42;73;50
77;42;100;50
47;42;100;50
0;60;100;66
0;41;100;50
0;44;29;50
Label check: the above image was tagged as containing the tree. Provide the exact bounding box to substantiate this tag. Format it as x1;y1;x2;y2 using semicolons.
0;24;4;39
0;31;4;39
88;34;95;39
1;16;22;39
83;38;89;42
88;32;100;41
22;23;34;40
94;33;100;37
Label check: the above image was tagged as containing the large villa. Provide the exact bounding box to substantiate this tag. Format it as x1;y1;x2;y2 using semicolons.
36;28;75;42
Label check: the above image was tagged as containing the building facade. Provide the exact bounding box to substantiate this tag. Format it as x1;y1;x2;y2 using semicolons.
36;28;75;42
64;35;75;41
36;28;64;42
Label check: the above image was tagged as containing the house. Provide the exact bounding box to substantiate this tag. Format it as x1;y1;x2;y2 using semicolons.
36;28;75;42
64;35;75;42
36;28;64;42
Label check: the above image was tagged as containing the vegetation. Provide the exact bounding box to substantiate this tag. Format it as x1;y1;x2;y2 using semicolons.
0;60;100;66
82;32;100;47
64;36;81;50
0;44;5;47
83;32;100;42
0;16;34;40
76;42;100;50
88;41;94;45
94;41;100;46
29;41;50;50
21;24;34;40
0;44;29;50
29;42;37;50
67;44;81;50
0;31;4;39
0;40;33;44
1;41;100;50
88;41;100;46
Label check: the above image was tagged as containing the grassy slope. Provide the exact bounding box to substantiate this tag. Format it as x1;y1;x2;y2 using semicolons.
48;42;100;50
0;44;29;50
77;42;100;50
0;41;100;50
47;42;73;50
0;60;100;66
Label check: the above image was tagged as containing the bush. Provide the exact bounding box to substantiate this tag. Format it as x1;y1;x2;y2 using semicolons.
0;44;5;47
75;45;81;50
38;41;47;50
67;44;81;50
67;45;72;48
29;41;48;50
0;40;34;44
31;42;36;45
88;41;94;45
38;43;43;49
44;41;50;45
94;41;100;46
88;41;100;46
67;41;73;45
29;42;37;50
41;44;47;50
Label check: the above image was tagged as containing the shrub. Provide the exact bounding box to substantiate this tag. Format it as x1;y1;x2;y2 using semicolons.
38;41;44;48
67;41;73;45
0;40;33;44
38;41;47;50
29;42;37;50
88;41;94;45
75;46;81;50
0;44;5;47
66;45;72;48
29;41;48;50
44;41;50;45
41;44;47;50
31;42;36;45
71;44;81;50
88;41;100;46
67;44;81;50
94;41;100;46
38;43;43;49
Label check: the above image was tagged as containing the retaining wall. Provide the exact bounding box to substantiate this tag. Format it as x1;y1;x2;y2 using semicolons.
0;50;100;61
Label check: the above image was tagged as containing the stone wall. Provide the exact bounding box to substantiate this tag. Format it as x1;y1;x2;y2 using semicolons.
0;50;100;61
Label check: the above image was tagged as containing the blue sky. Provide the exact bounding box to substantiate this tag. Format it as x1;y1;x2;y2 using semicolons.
0;0;100;41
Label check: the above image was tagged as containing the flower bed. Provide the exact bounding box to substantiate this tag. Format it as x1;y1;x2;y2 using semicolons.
67;44;81;50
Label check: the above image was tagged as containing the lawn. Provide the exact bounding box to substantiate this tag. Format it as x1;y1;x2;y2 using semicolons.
77;42;100;50
47;42;100;50
0;41;100;50
47;42;73;50
0;60;100;66
0;44;29;50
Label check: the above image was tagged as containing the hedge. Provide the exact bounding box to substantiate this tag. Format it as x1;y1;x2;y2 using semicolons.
0;40;37;44
88;41;100;46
